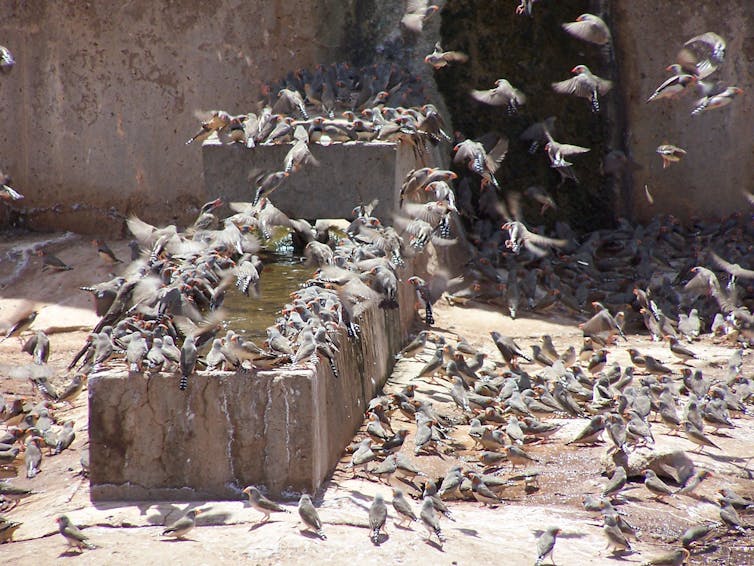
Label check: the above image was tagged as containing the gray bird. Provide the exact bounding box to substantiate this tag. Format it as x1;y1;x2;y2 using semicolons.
719;498;745;534
162;508;201;539
179;335;197;391
55;421;75;455
349;438;376;476
57;515;95;551
535;526;562;566
298;494;326;540
25;436;42;479
369;493;388;545
680;523;714;549
602;466;627;499
552;65;613;112
420;496;445;544
567;415;606;445
641;548;690;566
682;421;720;453
391;488;417;527
644;469;674;501
243;486;290;523
603;513;632;554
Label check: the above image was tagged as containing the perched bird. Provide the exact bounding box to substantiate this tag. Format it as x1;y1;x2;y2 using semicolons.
471;78;526;114
162;509;201;540
298;494;326;540
680;523;714;549
552;65;613;112
57;515;95;551
420;496;445;544
179;336;197;391
369;493;388;545
719;498;746;533
22;330;50;365
424;42;468;69
243;486;289;523
391;488;417;528
682;421;720;453
603;513;632;554
24;436;42;479
562;14;611;45
656;145;686;169
535;526;562;566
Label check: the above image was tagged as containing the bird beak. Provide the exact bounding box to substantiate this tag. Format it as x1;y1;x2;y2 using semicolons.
570;66;579;74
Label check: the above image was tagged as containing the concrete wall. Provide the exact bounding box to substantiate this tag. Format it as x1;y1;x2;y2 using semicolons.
89;266;417;500
613;2;754;220
0;0;354;234
202;141;425;220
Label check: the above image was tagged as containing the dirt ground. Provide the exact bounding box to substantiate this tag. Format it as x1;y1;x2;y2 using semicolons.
1;235;753;565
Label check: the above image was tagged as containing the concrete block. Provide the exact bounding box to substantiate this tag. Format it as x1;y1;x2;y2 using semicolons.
202;141;423;220
89;264;418;501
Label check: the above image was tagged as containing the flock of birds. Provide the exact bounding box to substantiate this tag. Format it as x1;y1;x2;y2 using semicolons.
1;2;753;563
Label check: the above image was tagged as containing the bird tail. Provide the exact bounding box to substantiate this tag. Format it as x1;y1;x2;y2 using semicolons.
434;526;445;542
179;374;189;391
425;302;435;326
326;356;340;379
591;92;600;113
316;529;327;540
370;527;380;544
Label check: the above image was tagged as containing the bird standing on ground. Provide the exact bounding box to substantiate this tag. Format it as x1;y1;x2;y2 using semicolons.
162;509;201;540
535;526;562;566
369;493;388;545
298;494;326;540
57;515;95;551
243;486;290;523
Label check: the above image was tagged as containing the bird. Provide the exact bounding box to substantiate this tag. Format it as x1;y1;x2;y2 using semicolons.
682;421;720;453
603;513;632;554
179;336;197;391
0;516;22;544
692;86;744;116
2;309;38;342
419;496;445;544
92;239;122;264
561;14;611;45
401;0;439;34
24;436;42;478
424;42;468;69
57;515;95;551
243;486;290;523
644;469;675;501
369;493;388;545
719;498;746;534
602;466;627;499
552;65;613;112
647;66;698;102
22;330;50;365
535;526;562;566
656;145;686;169
0;45;14;73
38;250;73;272
667;336;697;363
470;78;526;113
162;508;201;539
391;488;417;528
680;523;714;549
297;494;326;540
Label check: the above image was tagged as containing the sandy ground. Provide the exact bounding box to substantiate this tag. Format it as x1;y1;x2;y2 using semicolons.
1;235;753;565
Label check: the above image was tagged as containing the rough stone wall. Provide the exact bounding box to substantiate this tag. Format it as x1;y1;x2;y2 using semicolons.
0;0;354;234
613;1;754;221
89;264;417;500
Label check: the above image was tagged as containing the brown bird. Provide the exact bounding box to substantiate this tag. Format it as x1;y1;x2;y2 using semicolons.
243;486;290;523
92;239;122;264
2;309;39;342
644;469;674;501
552;65;613;112
185;110;232;145
38;250;72;272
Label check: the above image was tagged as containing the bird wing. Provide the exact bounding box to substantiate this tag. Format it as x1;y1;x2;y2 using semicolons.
710;252;754;279
552;75;593;98
554;143;590;157
470;88;503;105
485;136;509;173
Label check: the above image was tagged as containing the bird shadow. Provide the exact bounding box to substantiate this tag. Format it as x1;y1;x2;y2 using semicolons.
394;523;414;531
160;536;198;542
248;520;277;531
58;549;85;557
605;550;636;561
424;539;445;551
196;511;232;526
298;529;324;540
453;527;479;537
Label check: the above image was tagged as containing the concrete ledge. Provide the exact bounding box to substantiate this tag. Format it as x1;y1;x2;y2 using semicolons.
202;141;422;220
89;266;417;501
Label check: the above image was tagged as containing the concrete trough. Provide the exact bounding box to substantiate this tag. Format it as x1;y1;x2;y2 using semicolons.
202;140;424;220
88;267;417;501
